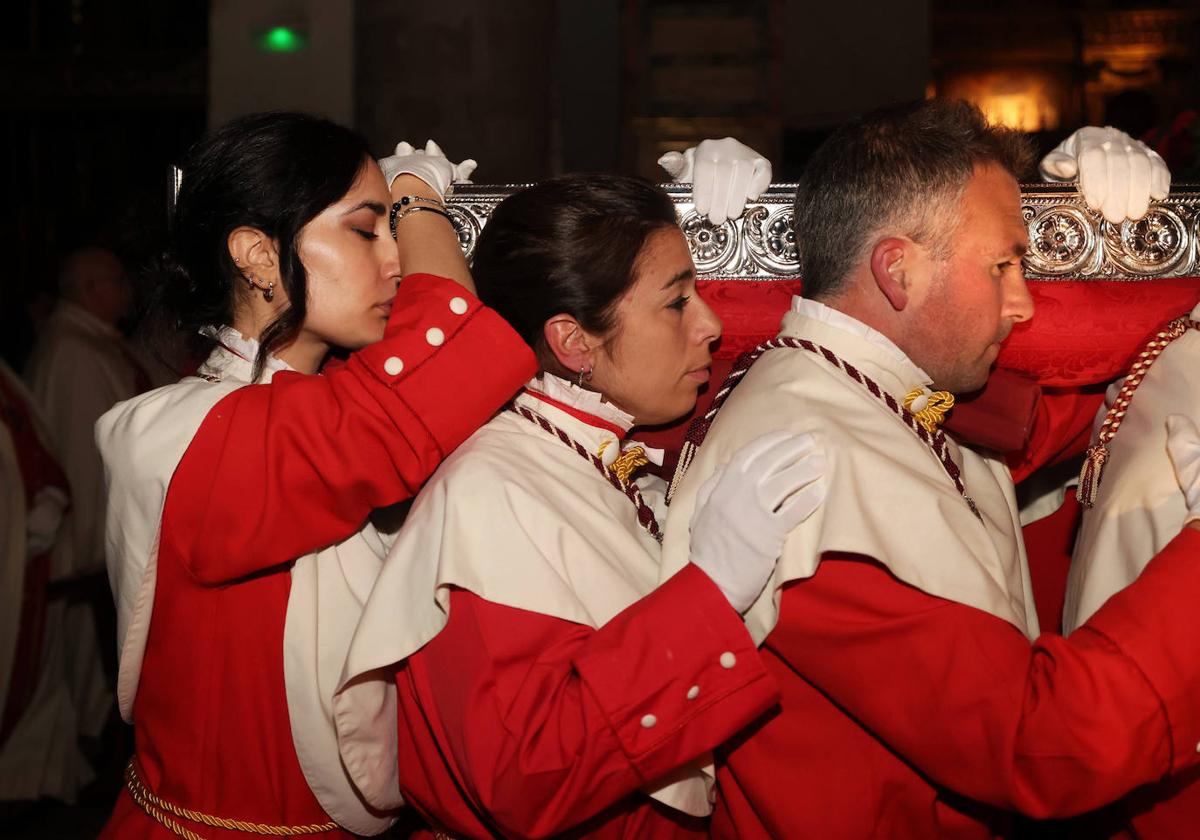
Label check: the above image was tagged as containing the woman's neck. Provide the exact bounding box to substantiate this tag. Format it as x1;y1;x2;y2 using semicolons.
228;314;328;375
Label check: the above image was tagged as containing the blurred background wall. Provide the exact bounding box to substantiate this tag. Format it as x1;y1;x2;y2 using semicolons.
3;0;1198;371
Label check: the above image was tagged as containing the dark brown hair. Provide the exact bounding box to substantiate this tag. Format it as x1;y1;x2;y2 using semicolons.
795;99;1036;300
471;173;678;369
146;111;370;379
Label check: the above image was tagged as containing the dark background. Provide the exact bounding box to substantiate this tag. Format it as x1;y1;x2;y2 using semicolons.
4;0;1198;373
0;0;1197;835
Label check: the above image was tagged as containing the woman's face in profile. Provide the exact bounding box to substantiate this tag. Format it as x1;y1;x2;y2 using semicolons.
591;226;722;426
295;159;401;351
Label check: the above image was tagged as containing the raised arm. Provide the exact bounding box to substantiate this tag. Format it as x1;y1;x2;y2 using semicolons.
164;275;535;585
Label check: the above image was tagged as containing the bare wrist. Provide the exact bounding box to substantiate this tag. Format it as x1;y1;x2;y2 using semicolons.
390;174;441;201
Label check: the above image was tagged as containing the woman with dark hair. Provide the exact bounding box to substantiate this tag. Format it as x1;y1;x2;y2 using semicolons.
95;112;536;838
333;174;827;838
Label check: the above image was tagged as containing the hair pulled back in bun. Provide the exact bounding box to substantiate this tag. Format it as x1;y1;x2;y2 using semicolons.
144;111;370;379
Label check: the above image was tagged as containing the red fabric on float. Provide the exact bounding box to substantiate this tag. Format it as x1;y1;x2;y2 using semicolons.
997;277;1200;387
641;277;1200;463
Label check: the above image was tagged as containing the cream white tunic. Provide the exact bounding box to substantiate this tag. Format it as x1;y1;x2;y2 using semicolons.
334;376;714;818
26;302;147;739
1063;302;1200;634
661;299;1040;644
97;336;393;835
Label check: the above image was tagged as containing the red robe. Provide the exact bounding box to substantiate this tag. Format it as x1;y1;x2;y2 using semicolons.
393;565;779;839
711;529;1200;839
99;274;536;838
706;381;1200;839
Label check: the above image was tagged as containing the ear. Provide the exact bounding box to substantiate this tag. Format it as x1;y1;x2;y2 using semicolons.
227;226;281;282
869;237;913;312
543;313;598;376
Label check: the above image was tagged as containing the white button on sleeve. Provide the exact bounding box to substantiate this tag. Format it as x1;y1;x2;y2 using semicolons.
686;685;700;700
640;714;657;729
425;327;445;346
449;296;469;315
383;356;404;376
719;651;737;669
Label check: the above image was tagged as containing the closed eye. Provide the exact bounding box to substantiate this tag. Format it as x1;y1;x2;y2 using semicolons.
666;295;691;311
354;228;379;241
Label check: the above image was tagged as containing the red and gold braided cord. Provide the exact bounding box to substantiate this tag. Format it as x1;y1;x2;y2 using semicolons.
1077;315;1200;508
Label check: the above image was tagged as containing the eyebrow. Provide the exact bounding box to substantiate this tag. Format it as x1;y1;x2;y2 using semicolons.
994;241;1028;261
342;200;387;217
660;267;695;290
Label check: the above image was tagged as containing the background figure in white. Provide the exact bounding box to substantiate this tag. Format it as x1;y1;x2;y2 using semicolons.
24;246;148;743
0;360;92;802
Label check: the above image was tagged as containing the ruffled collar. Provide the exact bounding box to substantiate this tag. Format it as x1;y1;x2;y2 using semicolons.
516;373;662;469
198;325;294;384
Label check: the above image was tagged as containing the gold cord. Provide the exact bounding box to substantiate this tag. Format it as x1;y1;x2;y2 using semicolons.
125;760;339;838
903;388;955;433
609;445;650;484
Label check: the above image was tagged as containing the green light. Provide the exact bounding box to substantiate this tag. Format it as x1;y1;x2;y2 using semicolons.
257;26;307;53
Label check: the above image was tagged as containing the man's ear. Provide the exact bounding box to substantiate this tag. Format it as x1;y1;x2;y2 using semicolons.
870;237;912;312
543;314;598;377
227;226;280;282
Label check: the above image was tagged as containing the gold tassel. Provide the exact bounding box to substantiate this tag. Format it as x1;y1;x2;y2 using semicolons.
903;388;955;433
1076;443;1109;508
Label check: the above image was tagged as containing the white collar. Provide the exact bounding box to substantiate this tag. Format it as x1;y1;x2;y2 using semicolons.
532;372;636;433
517;373;662;468
198;325;294;383
790;296;934;383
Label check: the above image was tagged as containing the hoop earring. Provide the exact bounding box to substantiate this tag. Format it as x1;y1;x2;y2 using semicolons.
577;364;592;388
245;275;276;303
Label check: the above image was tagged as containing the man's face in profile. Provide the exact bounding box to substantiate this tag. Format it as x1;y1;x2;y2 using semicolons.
909;163;1034;394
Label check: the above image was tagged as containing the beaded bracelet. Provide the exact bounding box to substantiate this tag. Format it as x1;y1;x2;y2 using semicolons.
389;196;451;235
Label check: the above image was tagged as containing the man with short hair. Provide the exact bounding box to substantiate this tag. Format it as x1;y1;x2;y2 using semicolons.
661;100;1200;838
25;245;149;743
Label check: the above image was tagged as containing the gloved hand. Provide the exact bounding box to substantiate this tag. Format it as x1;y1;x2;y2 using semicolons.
658;137;772;226
378;139;477;197
25;486;68;559
688;431;826;613
1039;126;1171;224
1166;414;1200;524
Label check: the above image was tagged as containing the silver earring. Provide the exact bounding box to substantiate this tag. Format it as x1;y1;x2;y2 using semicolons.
577;365;592;388
245;275;275;303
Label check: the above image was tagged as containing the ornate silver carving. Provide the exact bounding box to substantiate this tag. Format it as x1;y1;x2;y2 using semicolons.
446;182;1200;282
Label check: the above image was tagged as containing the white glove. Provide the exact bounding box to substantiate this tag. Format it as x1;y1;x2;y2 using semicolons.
1166;414;1200;524
658;137;772;226
378;139;477;196
1039;126;1171;224
26;486;68;559
688;431;826;613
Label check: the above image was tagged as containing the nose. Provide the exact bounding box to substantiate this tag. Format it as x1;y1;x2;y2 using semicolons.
382;239;402;287
693;291;723;345
1003;271;1034;325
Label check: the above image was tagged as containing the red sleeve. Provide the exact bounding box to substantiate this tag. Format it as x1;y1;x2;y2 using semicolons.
404;563;779;838
769;528;1200;820
165;274;536;584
